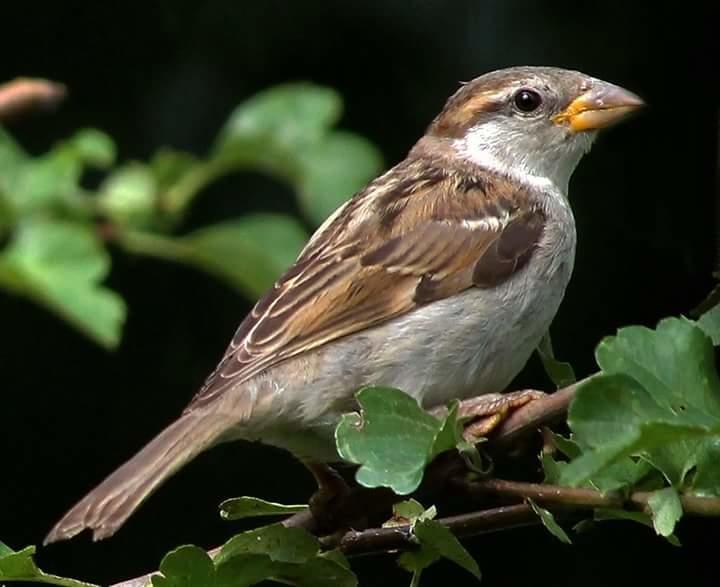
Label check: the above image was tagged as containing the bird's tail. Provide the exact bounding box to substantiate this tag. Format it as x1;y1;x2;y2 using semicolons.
45;407;229;544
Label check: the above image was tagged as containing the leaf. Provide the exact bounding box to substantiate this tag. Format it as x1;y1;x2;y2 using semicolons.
385;500;437;528
216;83;342;152
281;556;357;587
559;374;716;487
335;387;460;495
219;496;307;520
0;219;125;348
180;214;308;298
401;520;481;581
391;499;428;523
690;438;720;496
150;149;199;193
559;318;720;488
152;545;215;587
537;331;576;388
2;149;82;214
99;163;157;227
647;487;683;537
594;509;681;546
597;318;720;418
68;128;116;168
528;499;572;544
696;303;720;346
297;131;383;226
212;526;357;587
541;453;565;484
0;542;99;586
214;554;278;587
216;524;319;566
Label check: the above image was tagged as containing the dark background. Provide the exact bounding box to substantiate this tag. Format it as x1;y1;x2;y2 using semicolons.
1;1;718;585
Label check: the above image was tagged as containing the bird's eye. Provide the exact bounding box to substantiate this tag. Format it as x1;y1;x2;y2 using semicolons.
513;89;543;113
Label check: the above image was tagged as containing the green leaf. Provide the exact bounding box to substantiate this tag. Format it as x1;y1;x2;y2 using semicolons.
593;508;677;545
541;453;565;484
0;126;26;172
214;554;277;587
690;438;720;496
68;128;116;168
391;499;428;523
537;331;576;388
559;374;716;487
594;508;681;546
596;318;720;417
153;545;215;587
280;556;357;587
559;318;720;488
696;303;720;346
335;387;460;495
216;524;319;566
216;83;342;152
297;131;383;226
0;542;99;586
385;501;437;529
181;214;308;298
412;520;481;581
3;149;82;214
219;496;307;520
99;163;156;227
0;219;125;347
150;149;199;193
647;487;683;537
528;499;572;544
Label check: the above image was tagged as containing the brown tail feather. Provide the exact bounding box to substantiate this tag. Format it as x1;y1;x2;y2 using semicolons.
45;408;228;544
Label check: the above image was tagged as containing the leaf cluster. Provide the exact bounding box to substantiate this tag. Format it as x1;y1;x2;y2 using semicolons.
0;84;382;347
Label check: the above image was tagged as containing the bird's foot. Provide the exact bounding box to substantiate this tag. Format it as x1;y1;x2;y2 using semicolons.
453;389;548;443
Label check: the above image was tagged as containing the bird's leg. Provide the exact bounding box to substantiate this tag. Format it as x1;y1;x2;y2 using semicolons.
305;462;351;530
432;389;548;443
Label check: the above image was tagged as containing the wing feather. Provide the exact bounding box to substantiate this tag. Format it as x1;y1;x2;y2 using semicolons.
186;160;545;410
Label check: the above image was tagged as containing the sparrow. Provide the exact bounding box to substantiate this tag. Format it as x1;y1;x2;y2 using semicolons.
45;66;643;544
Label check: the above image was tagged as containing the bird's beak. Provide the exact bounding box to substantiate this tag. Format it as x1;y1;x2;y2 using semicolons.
553;81;645;132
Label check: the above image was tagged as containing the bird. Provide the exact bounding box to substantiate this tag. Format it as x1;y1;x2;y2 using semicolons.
45;66;643;544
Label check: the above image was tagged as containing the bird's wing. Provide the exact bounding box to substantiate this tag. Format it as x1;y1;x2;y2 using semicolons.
186;160;546;410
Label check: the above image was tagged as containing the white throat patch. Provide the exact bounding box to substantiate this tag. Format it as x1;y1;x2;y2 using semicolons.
453;120;594;199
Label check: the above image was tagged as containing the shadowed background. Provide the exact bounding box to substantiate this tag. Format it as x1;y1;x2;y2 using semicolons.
1;1;717;585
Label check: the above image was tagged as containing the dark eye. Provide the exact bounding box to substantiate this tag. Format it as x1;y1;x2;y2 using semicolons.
513;89;543;113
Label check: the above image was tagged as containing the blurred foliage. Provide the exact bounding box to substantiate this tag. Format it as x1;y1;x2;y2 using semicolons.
0;83;383;348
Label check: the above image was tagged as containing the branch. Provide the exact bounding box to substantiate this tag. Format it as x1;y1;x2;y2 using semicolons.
321;503;539;555
0;78;66;122
110;378;586;587
453;478;720;517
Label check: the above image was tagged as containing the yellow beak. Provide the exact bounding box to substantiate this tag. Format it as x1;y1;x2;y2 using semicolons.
553;81;645;132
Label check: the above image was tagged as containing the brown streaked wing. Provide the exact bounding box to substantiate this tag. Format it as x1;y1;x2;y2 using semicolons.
186;167;546;411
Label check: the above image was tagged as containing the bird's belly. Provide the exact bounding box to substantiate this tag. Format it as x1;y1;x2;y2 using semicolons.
242;188;578;460
244;239;574;461
359;254;573;408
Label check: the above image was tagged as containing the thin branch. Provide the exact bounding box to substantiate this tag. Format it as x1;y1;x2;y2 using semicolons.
321;504;539;556
0;78;66;122
453;478;720;517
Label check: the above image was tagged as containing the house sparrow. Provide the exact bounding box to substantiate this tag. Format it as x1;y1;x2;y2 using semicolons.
45;66;643;544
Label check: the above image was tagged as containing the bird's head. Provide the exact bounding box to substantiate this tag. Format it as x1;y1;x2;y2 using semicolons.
427;66;644;192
